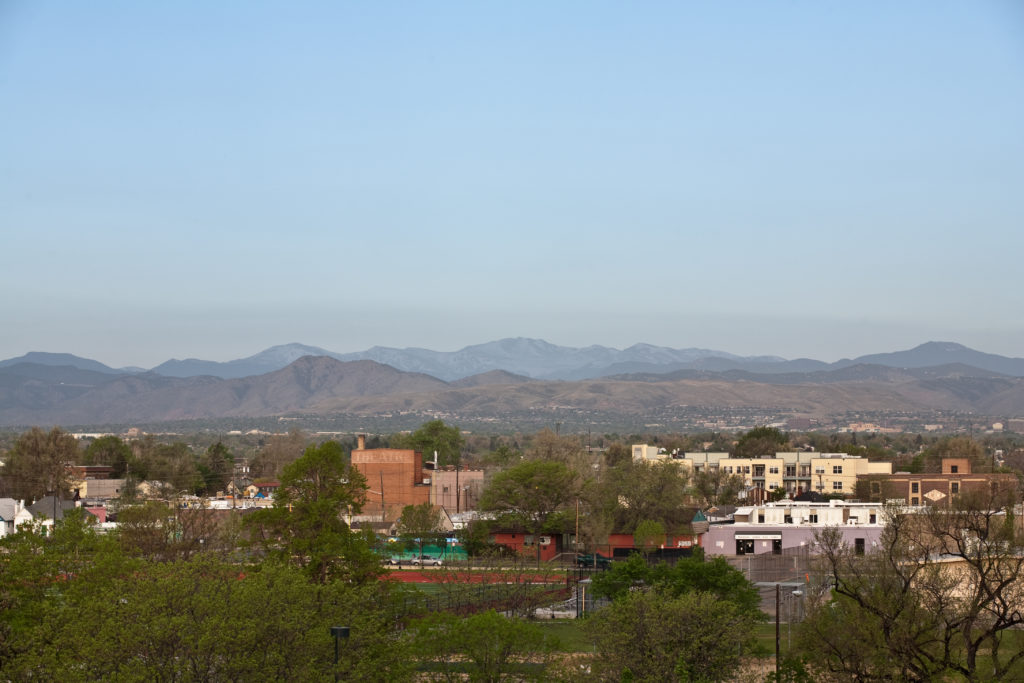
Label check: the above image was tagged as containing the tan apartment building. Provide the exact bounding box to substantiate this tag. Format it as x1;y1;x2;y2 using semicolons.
645;449;892;502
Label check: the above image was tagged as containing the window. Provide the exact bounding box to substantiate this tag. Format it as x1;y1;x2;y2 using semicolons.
785;465;796;477
815;467;825;474
950;465;958;473
784;514;792;524
769;466;779;474
833;481;843;491
869;513;877;524
833;465;843;474
870;482;881;495
951;482;960;494
809;513;818;523
769;483;778;490
758;513;765;524
911;497;919;505
855;538;865;556
911;482;919;493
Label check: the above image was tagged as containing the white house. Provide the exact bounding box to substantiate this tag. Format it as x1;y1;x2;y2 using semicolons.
0;498;35;537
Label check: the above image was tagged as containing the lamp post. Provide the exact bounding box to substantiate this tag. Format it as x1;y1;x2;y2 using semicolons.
330;626;349;681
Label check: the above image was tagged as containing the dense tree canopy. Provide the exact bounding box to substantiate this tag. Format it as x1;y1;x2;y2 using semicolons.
0;515;408;682
587;588;761;682
392;419;465;467
247;441;380;584
83;434;133;477
592;551;763;616
1;426;78;503
479;458;579;564
734;425;790;459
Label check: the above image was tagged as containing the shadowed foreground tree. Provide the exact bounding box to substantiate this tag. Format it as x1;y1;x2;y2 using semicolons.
592;551;762;617
799;490;1024;681
0;519;409;682
586;588;761;682
410;609;554;682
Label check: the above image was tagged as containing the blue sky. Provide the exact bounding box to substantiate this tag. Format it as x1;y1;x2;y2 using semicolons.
2;1;1023;368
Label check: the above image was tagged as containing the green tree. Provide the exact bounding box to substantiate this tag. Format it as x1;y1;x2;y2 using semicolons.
83;434;134;477
1;427;79;503
199;441;233;494
599;459;692;533
586;588;760;682
592;551;762;616
603;442;632;468
633;519;665;555
455;518;495;558
411;609;553;682
393;420;465;467
479;459;579;566
734;426;789;459
396;502;445;561
131;439;202;495
247;441;381;584
2;547;410;682
691;467;747;507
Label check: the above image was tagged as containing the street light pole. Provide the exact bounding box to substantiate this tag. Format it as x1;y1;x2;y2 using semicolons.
330;626;349;681
775;584;780;677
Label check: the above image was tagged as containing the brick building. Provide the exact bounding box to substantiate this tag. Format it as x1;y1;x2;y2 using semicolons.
856;458;1017;507
351;435;431;521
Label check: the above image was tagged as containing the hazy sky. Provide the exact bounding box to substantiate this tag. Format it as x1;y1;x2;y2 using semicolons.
2;2;1023;368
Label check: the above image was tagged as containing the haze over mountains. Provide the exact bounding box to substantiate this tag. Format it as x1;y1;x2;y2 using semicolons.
1;340;1023;427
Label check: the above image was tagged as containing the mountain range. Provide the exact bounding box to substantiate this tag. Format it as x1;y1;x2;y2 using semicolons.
1;340;1022;427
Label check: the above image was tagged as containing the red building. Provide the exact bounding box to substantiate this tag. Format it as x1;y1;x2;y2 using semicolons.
351;435;431;521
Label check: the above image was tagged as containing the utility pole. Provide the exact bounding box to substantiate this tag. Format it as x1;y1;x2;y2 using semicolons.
775;584;781;677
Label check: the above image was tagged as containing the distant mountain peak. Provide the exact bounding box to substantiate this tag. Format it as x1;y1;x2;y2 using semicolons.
914;341;969;352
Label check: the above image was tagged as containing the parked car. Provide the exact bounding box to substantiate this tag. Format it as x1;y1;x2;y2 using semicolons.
411;556;444;567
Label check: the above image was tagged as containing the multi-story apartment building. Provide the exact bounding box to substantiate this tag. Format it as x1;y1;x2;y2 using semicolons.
636;448;893;501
